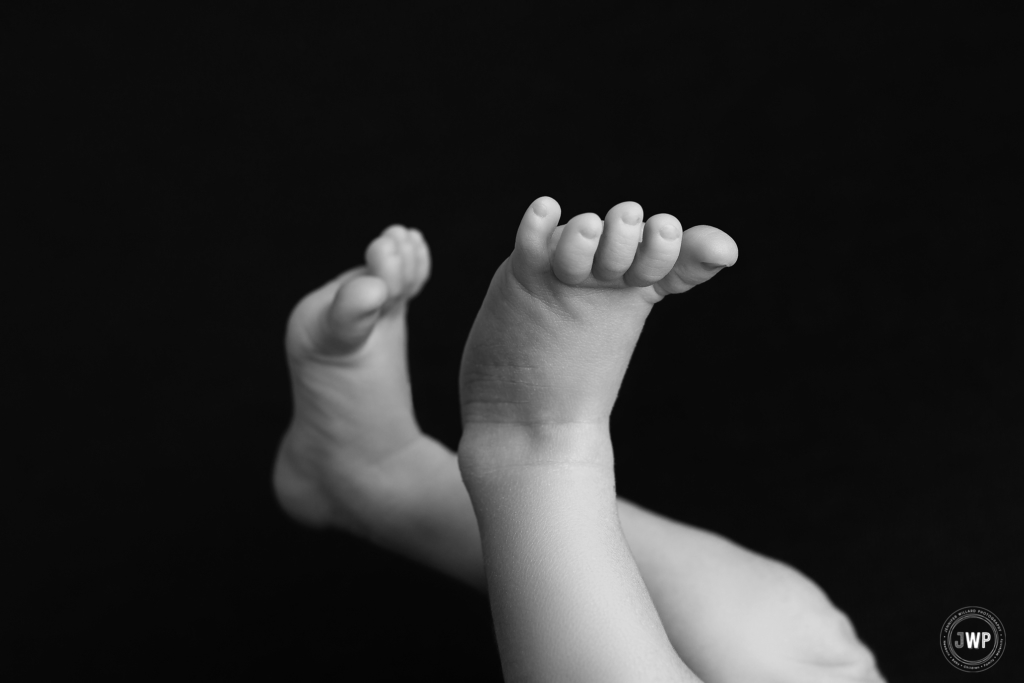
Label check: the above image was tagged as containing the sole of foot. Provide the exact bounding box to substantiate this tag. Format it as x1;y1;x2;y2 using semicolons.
458;196;737;475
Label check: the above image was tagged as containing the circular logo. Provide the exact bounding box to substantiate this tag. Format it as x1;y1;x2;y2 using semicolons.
940;606;1005;671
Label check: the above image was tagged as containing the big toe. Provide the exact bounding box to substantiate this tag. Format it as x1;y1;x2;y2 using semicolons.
321;272;390;355
653;225;738;296
285;267;389;360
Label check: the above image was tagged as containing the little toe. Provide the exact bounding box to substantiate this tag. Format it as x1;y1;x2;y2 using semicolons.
653;225;738;296
321;273;390;354
622;214;683;288
593;201;644;281
512;196;562;276
552;212;604;285
365;232;405;301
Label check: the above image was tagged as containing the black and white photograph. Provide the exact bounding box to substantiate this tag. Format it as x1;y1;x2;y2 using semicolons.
11;4;1020;681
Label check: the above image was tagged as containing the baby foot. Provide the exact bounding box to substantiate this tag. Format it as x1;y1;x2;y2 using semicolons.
273;226;483;583
459;196;737;470
274;224;429;527
456;197;737;682
274;213;880;682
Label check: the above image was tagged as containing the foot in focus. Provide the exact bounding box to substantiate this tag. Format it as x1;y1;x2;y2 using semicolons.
458;196;737;473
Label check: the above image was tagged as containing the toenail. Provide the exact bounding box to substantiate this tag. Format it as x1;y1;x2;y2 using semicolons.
659;223;682;240
624;212;641;226
579;221;601;238
700;261;726;271
533;201;548;218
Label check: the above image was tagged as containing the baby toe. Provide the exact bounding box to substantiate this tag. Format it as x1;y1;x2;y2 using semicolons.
623;214;682;288
512;196;563;277
552;212;603;285
593;201;644;281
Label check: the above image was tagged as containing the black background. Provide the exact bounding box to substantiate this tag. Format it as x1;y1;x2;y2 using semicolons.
11;3;1021;681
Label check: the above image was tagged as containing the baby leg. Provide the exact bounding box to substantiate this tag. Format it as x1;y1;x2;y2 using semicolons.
274;205;882;682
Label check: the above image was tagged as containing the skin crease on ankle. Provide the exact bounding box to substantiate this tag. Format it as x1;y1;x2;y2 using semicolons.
452;198;740;682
